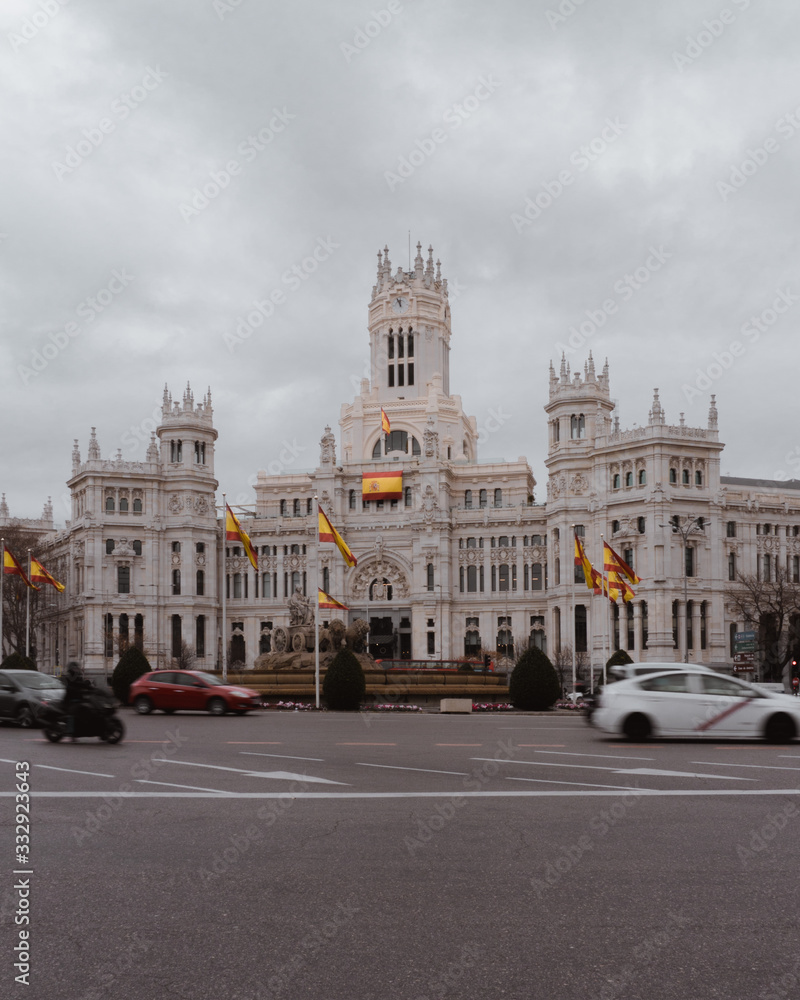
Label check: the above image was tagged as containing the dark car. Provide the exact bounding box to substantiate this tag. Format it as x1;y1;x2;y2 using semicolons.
0;669;66;728
128;670;262;716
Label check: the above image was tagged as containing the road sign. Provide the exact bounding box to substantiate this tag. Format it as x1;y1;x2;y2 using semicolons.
733;652;755;664
733;665;753;673
735;631;756;642
734;642;756;653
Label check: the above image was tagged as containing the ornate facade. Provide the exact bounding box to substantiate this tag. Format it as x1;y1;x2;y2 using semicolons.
17;244;800;677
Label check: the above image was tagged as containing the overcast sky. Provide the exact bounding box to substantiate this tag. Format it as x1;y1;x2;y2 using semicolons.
2;0;798;525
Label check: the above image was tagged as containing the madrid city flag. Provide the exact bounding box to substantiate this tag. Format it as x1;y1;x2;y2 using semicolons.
362;470;403;501
603;541;638;603
574;533;605;596
318;506;357;567
225;503;258;570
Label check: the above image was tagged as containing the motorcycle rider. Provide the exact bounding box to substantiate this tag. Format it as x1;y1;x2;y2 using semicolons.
62;661;93;734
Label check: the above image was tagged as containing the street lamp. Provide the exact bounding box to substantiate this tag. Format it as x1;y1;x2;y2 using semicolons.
660;514;708;663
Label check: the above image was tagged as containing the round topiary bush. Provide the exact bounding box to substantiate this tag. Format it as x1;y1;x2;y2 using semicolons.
111;647;151;704
509;647;561;711
606;649;634;669
323;648;366;711
1;651;37;671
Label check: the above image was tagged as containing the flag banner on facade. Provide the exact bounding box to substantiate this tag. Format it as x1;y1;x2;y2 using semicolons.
225;503;258;570
603;541;636;602
30;557;65;592
318;588;348;611
318;506;357;567
574;533;605;596
362;470;402;500
3;549;37;590
381;407;391;434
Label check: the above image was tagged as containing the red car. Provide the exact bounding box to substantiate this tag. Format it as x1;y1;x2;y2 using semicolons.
129;670;262;716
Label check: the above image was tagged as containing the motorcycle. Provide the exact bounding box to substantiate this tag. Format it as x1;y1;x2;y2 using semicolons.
42;688;125;744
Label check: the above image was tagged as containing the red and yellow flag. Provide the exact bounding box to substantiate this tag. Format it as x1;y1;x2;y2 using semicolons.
3;549;37;590
318;506;357;567
603;541;638;603
574;534;605;596
225;504;258;570
30;557;65;592
381;407;391;435
362;470;402;500
318;589;348;611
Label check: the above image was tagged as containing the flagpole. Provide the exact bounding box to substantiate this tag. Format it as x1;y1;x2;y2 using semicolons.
314;496;320;709
26;549;31;659
570;524;576;696
600;533;608;686
222;492;228;682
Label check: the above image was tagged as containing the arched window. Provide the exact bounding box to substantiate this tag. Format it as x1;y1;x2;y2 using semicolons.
133;539;142;555
695;470;703;486
638;469;646;485
105;496;115;512
612;474;621;490
372;439;382;459
119;497;129;512
279;499;286;516
494;488;503;507
172;569;181;595
669;468;677;484
172;541;181;553
682;469;690;485
293;499;300;516
133;498;142;513
611;520;620;534
625;471;633;487
637;517;646;534
479;489;487;508
464;490;473;509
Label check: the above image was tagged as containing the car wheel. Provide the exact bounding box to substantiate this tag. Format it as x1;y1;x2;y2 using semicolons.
208;697;227;716
16;705;34;729
764;714;796;745
622;713;652;741
134;696;153;715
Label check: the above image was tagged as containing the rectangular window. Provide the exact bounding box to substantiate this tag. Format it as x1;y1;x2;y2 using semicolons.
398;364;404;386
726;521;736;538
117;566;130;594
171;615;182;659
408;363;414;385
685;547;695;578
388;366;394;387
196;616;205;657
427;632;436;655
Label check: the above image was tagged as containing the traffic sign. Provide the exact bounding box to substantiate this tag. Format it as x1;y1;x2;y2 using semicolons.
733;653;755;664
735;631;756;642
734;642;756;653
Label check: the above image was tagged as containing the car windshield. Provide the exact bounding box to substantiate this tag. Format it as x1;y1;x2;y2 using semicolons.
15;673;64;690
191;671;226;686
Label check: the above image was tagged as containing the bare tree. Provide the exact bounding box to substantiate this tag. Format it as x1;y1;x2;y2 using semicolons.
1;525;45;660
726;569;800;684
174;641;196;671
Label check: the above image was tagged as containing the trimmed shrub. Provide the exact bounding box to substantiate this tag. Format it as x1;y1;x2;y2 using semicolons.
509;647;560;711
111;647;151;704
323;649;366;711
606;649;634;669
1;651;37;671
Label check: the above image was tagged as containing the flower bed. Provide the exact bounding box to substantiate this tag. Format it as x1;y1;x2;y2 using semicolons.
472;702;514;712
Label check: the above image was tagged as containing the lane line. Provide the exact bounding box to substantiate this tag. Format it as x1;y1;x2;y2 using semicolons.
435;743;482;747
692;761;800;772
337;742;397;746
470;758;753;780
517;744;566;748
227;742;283;745
135;779;235;794
240;752;324;762
507;777;654;791
356;763;469;776
8;789;800;799
533;751;655;761
32;764;116;778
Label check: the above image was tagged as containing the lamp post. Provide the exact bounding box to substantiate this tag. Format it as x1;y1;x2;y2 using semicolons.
661;514;708;663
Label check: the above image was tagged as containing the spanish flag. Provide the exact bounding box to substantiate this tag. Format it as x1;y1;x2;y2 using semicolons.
574;534;605;596
318;589;348;611
3;549;37;590
225;503;258;570
381;407;391;435
362;470;402;500
30;557;65;592
318;505;357;567
603;541;638;603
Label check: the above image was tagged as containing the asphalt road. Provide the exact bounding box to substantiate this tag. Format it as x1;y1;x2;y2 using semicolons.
1;708;799;1000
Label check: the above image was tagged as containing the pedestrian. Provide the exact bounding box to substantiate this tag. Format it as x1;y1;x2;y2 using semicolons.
792;676;799;697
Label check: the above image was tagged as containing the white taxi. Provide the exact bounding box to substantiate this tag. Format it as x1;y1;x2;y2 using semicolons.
592;668;800;743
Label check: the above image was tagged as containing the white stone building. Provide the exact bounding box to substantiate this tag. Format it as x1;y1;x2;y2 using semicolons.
17;244;800;677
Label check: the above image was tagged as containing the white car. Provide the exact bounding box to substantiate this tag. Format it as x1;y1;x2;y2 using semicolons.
592;668;800;743
606;661;715;682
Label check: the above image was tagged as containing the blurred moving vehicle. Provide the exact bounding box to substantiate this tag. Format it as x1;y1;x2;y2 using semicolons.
129;670;262;715
0;669;65;728
606;661;715;682
41;687;124;744
592;668;800;743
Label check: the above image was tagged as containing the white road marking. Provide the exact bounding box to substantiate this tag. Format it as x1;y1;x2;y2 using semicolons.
470;758;753;780
534;751;656;761
507;776;654;791
356;763;469;776
240;752;324;762
5;789;800;798
693;761;800;772
161;759;346;784
136;780;234;794
32;764;116;778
